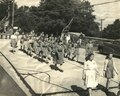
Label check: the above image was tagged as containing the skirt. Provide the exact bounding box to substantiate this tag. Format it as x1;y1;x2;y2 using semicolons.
105;68;114;79
85;70;98;88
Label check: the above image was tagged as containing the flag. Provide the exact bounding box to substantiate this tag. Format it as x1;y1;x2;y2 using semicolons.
0;17;9;31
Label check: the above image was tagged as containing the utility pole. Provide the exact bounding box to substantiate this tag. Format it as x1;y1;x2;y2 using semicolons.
12;0;15;27
100;19;105;31
100;18;105;38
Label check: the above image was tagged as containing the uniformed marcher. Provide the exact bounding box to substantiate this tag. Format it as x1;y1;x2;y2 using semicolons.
27;37;33;56
71;43;77;60
33;37;40;59
51;41;58;65
20;33;25;50
76;37;82;62
42;39;49;63
55;41;64;67
10;33;17;53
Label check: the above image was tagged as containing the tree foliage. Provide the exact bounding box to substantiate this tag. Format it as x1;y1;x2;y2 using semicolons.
102;19;120;39
0;0;17;26
0;0;100;36
31;0;99;36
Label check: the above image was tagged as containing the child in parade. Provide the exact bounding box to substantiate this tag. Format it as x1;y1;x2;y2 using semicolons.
104;53;119;90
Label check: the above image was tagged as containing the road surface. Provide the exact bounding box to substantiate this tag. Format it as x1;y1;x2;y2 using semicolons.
0;39;120;96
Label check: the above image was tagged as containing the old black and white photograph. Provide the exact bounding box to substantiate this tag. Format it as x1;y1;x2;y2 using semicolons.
0;0;120;96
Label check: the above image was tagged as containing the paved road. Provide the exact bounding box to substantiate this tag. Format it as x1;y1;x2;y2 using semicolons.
0;39;120;96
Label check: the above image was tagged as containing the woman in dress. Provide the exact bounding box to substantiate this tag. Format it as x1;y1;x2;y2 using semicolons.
82;53;98;96
55;41;64;67
104;53;118;90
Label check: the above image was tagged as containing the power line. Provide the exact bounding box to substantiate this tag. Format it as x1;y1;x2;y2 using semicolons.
93;0;120;6
40;0;120;12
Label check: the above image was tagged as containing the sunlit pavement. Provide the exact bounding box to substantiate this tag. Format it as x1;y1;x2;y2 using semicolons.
0;39;120;96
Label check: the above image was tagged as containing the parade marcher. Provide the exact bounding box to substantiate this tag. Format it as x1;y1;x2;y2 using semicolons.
33;37;40;59
47;39;52;61
20;33;25;50
10;33;17;53
76;37;82;62
27;37;34;56
82;53;98;96
39;38;44;59
65;40;71;58
51;41;58;65
103;53;119;90
14;30;19;42
85;40;94;61
42;39;49;63
22;34;28;53
71;43;77;61
65;32;71;44
55;41;64;67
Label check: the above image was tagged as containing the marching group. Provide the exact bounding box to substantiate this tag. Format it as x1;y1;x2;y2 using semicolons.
10;31;119;96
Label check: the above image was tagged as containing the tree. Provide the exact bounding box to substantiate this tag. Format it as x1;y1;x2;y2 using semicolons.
0;0;8;20
34;0;75;36
102;19;120;39
34;0;99;36
14;6;38;33
70;1;99;36
0;0;17;28
13;0;99;36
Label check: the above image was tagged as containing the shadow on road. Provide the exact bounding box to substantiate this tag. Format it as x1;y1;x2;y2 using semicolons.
97;84;116;96
71;85;88;96
49;65;63;72
117;90;120;96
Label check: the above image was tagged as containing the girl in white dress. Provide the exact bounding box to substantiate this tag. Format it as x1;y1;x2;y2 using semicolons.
82;53;98;96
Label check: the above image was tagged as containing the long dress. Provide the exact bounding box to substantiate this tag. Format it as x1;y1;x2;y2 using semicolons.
104;59;114;79
83;60;98;88
56;44;64;64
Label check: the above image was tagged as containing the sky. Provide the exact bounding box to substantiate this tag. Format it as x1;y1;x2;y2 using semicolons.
15;0;120;28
